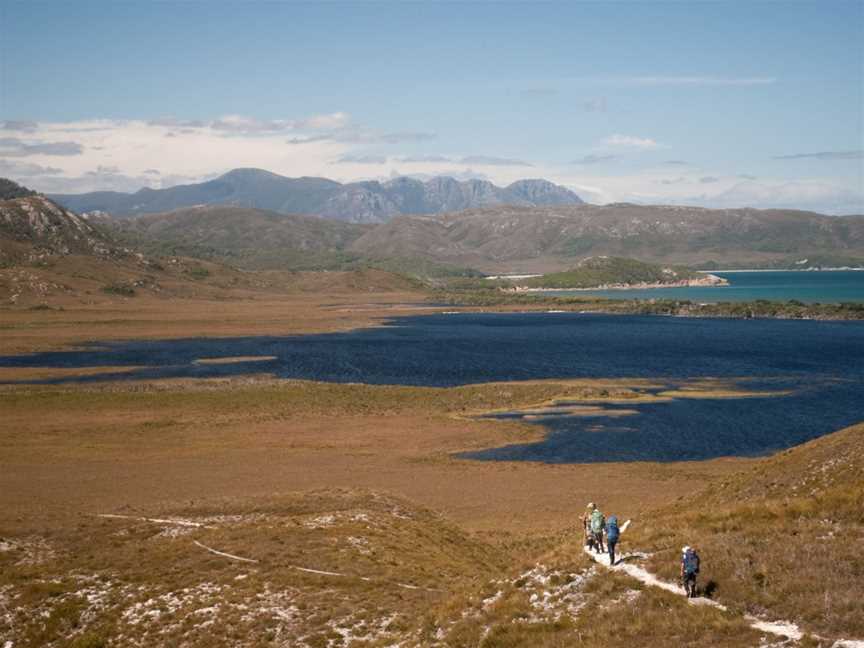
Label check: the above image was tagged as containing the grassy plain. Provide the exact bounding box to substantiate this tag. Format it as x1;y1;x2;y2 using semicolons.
1;280;860;646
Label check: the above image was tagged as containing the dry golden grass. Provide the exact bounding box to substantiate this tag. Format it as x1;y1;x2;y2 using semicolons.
0;490;506;647
3;284;858;645
411;564;766;647
0;376;748;541
627;423;864;639
0;264;429;354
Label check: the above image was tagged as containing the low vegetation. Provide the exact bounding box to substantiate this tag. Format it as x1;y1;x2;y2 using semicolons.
697;254;864;271
519;256;702;289
433;288;864;320
0;490;508;648
0;178;37;201
627;422;864;638
101;206;482;278
100;281;137;296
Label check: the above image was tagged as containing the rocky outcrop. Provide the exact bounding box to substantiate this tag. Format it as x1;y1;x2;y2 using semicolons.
0;193;129;265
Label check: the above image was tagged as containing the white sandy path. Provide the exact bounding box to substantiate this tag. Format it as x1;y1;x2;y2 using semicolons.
97;513;213;528
583;522;864;647
193;540;259;564
98;513;441;593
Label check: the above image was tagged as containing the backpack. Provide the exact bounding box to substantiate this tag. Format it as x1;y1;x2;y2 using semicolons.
683;550;700;575
590;509;604;533
606;516;620;542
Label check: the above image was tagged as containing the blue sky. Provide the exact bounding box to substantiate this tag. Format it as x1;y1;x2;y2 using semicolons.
1;0;862;212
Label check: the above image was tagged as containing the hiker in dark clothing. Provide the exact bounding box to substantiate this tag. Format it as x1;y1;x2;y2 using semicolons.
606;516;620;565
681;546;700;597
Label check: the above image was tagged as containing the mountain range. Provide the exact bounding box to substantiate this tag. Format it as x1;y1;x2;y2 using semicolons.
5;175;863;275
349;203;864;272
49;168;584;223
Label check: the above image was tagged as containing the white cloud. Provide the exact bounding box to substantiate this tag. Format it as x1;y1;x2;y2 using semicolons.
602;134;661;150
574;76;776;86
705;181;863;214
287;128;435;146
0;120;39;131
459;155;532;166
4;115;858;215
4;116;352;193
774;150;864;161
0;159;63;176
296;112;350;130
536;167;862;215
0;137;84;157
397;155;452;163
332;154;388;164
572;154;618;165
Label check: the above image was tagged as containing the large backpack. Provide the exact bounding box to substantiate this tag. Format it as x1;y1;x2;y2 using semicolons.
590;509;604;533
606;516;620;543
683;550;700;575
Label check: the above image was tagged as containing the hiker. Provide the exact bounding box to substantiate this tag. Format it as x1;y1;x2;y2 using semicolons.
681;546;700;598
606;515;620;565
590;506;605;554
581;503;596;551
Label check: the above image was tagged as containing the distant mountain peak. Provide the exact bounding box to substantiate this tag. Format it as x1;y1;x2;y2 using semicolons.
48;169;584;223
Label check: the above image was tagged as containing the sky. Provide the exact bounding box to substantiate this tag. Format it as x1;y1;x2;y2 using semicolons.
1;0;862;213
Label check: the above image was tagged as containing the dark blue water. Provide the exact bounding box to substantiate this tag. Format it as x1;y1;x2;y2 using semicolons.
550;270;864;303
2;313;862;463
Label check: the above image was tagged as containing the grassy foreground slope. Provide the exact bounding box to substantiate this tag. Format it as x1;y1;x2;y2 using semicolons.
629;422;864;638
0;490;507;648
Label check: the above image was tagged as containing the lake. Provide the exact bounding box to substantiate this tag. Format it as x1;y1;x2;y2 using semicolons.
2;312;863;463
547;270;864;303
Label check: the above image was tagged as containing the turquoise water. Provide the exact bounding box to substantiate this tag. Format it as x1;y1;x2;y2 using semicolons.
550;270;864;303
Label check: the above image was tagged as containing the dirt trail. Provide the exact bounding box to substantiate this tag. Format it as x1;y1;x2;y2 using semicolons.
99;513;443;593
582;535;864;647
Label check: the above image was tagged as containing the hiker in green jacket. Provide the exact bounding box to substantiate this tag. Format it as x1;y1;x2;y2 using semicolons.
590;507;605;554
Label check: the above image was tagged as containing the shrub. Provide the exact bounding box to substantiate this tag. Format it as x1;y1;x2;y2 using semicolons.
101;282;136;296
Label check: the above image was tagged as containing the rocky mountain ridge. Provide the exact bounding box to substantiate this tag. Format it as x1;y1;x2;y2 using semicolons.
49;168;584;223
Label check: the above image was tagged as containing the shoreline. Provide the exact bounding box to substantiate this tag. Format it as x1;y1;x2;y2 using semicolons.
700;267;864;273
515;274;728;293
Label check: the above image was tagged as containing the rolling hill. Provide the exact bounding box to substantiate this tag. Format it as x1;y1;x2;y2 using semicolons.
49;168;584;223
107;205;371;270
349;203;864;272
0;179;424;305
102;205;480;276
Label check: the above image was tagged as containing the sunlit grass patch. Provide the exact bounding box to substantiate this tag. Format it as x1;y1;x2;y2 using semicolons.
628;422;864;638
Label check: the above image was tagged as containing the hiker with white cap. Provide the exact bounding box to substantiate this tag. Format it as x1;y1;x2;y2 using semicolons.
589;505;606;554
581;503;596;551
681;545;700;597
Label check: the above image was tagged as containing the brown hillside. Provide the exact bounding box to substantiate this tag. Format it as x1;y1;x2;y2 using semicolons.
349;203;864;272
629;422;864;638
